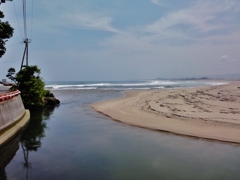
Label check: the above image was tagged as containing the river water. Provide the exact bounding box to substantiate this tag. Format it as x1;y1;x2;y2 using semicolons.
1;80;240;179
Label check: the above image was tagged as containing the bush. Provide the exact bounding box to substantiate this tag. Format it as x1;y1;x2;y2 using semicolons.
7;66;46;107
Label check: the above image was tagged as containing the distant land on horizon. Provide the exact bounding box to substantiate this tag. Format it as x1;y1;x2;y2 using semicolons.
156;73;240;81
4;73;239;83
43;73;240;82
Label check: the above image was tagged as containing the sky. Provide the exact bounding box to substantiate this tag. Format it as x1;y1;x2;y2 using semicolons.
0;0;240;81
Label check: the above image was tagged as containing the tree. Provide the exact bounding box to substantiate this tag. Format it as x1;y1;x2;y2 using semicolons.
6;67;17;84
7;66;49;107
0;10;14;58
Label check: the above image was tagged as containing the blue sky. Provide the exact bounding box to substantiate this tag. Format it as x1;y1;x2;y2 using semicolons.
1;0;240;81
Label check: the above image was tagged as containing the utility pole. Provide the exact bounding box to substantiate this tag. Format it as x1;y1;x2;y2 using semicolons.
1;0;31;70
20;0;31;70
20;38;31;70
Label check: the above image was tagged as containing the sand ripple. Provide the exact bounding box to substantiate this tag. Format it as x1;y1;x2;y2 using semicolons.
92;82;240;144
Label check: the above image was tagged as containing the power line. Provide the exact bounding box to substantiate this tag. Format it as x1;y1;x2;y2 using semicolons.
30;0;33;39
0;59;20;64
21;0;31;70
2;51;22;58
0;51;23;61
6;41;22;48
0;0;33;69
22;0;27;39
13;1;23;39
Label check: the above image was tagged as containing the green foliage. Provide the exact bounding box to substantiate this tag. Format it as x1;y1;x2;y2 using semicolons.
0;10;14;58
6;67;17;84
6;66;47;107
43;89;51;97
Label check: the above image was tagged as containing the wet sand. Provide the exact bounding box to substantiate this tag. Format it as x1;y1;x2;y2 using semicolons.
92;82;240;144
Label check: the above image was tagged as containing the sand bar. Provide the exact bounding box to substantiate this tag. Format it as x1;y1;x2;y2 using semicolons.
92;82;240;144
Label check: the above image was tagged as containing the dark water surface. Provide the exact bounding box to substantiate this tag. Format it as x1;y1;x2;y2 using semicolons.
2;90;240;179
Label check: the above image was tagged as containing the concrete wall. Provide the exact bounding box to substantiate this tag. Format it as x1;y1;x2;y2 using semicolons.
0;95;25;132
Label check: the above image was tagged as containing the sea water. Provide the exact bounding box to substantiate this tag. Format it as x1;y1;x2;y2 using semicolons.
1;80;240;180
44;79;227;90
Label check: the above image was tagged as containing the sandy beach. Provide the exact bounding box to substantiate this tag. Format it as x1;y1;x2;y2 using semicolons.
92;82;240;144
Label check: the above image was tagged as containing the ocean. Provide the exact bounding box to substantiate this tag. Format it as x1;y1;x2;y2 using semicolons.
1;80;240;180
45;79;227;91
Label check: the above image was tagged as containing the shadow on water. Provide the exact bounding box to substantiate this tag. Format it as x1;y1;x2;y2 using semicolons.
0;130;21;180
0;106;57;180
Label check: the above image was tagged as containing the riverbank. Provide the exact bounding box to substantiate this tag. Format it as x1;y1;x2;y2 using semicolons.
92;82;240;144
0;91;30;146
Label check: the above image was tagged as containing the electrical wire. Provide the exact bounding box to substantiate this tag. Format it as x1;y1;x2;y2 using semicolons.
0;59;20;64
0;51;22;61
13;1;24;39
1;42;23;64
30;0;33;40
6;42;22;48
2;51;22;58
22;0;27;39
0;0;34;68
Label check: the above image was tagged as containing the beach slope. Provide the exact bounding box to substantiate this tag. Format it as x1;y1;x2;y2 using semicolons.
92;82;240;144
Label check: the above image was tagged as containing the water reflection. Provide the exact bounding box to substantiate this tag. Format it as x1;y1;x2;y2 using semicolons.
0;106;56;180
0;131;21;180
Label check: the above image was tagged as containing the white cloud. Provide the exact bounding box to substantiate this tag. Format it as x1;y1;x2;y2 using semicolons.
97;0;240;73
143;0;240;44
29;0;122;34
221;55;239;62
63;13;121;33
221;55;229;61
151;0;164;6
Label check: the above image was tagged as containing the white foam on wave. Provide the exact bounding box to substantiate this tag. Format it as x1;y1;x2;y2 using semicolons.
45;84;98;90
149;80;179;85
45;80;227;91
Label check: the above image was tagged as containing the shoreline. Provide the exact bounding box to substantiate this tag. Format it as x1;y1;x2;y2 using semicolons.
92;82;240;144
